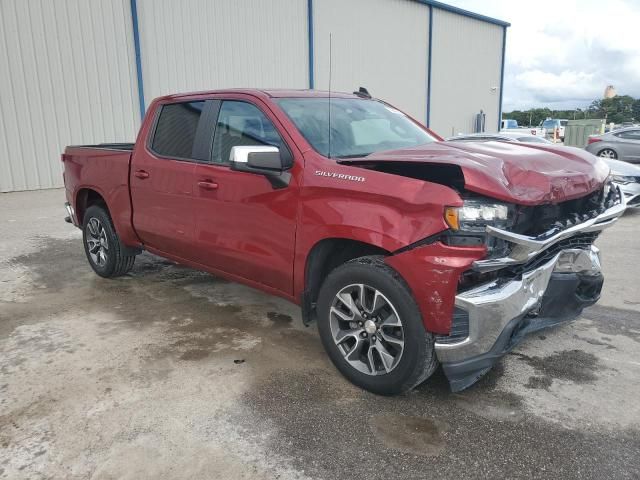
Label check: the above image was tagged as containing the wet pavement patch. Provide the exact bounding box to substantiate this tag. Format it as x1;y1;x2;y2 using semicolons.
512;349;601;384
266;311;293;327
525;375;553;390
572;334;616;349
179;349;211;361
242;367;640;480
8;237;85;292
581;305;640;343
369;414;445;456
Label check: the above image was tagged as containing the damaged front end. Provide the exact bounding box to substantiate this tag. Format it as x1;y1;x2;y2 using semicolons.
386;182;626;392
437;183;626;391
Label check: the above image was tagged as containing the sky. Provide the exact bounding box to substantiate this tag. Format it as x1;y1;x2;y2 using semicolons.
446;0;640;112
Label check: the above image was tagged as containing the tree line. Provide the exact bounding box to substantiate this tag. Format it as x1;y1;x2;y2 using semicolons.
504;95;640;127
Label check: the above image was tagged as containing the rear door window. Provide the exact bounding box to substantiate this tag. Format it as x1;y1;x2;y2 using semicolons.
151;101;206;159
211;101;283;164
616;129;640;141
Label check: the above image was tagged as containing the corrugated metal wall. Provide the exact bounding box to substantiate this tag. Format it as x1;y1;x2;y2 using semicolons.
312;0;429;123
135;0;309;105
0;0;140;192
429;9;504;137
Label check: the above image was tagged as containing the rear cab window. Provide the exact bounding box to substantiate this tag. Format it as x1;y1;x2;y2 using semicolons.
151;101;206;160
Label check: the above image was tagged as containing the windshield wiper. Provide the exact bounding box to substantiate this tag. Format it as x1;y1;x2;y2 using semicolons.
334;153;370;159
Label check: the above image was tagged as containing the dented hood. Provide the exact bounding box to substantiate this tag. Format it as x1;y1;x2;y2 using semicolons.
342;141;610;205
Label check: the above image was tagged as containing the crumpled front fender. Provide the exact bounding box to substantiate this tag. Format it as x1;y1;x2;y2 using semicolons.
385;242;486;334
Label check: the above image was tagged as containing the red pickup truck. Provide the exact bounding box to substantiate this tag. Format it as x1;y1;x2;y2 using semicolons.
62;89;626;394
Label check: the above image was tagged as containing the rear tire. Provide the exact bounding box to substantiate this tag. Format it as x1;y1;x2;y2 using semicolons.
316;256;438;395
82;205;136;278
598;148;618;159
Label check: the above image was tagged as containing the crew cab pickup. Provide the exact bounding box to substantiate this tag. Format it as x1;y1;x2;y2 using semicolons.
62;89;626;394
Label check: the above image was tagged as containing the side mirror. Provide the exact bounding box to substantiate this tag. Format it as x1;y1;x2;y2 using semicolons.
230;145;282;171
229;146;292;189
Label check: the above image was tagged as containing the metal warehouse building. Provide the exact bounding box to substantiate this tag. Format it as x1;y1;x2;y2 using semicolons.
0;0;509;192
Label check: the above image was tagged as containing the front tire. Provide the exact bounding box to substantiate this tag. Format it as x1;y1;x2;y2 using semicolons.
316;256;438;395
82;205;136;278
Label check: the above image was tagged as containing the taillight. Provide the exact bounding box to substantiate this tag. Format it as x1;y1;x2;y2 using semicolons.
588;137;602;144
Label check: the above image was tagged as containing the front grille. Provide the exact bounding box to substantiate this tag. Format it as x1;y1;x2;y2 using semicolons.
503;231;599;278
512;184;618;237
435;308;469;344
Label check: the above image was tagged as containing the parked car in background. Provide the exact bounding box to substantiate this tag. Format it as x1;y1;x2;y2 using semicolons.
586;127;640;162
541;119;568;141
602;158;640;208
447;132;553;145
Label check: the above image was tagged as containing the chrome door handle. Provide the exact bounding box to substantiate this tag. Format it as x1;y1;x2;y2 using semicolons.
198;180;219;190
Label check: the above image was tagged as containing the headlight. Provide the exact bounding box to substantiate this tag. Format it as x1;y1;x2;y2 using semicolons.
611;174;636;184
444;199;513;232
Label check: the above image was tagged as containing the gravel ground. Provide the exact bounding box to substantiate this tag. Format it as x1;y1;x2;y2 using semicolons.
1;188;639;479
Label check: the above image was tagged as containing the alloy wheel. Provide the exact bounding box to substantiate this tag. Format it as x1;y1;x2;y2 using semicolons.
598;149;617;159
329;283;405;375
86;217;109;267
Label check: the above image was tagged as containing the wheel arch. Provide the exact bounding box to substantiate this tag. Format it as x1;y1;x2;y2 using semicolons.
75;187;142;255
300;237;390;325
75;187;109;225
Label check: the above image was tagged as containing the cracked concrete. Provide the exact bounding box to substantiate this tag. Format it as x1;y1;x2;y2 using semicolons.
0;188;639;479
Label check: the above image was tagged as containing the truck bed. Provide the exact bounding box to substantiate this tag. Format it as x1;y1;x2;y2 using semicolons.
62;144;135;245
66;142;135;151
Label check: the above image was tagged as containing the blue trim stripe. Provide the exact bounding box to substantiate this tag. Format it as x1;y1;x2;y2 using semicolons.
130;0;146;121
426;5;433;127
414;0;510;27
307;0;314;89
498;26;507;130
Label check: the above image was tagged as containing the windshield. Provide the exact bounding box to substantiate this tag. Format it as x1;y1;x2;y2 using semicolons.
543;119;558;129
517;136;551;144
276;97;436;158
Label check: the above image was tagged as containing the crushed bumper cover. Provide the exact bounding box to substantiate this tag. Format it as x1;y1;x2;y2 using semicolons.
437;247;603;391
436;187;626;391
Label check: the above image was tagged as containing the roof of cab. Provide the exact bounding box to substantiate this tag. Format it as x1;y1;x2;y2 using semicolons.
157;88;363;102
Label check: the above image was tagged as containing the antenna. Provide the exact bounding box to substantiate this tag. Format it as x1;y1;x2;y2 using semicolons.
328;33;332;159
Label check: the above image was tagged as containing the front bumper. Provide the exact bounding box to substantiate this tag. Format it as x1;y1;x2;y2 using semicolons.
616;181;640;208
435;186;626;391
437;247;603;391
